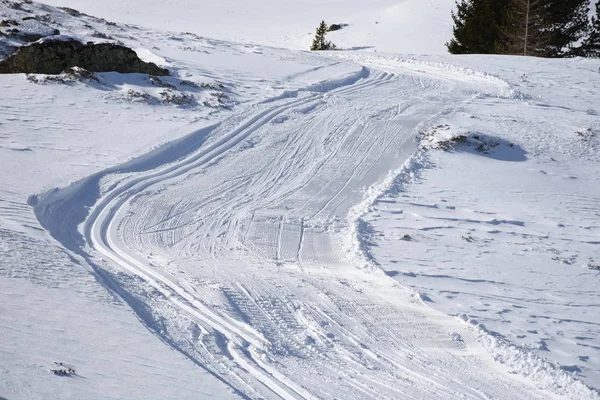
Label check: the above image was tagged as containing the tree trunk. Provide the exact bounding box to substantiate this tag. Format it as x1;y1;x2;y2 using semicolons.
501;0;552;57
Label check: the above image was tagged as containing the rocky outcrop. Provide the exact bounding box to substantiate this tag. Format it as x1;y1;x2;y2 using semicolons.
0;38;169;75
327;23;348;32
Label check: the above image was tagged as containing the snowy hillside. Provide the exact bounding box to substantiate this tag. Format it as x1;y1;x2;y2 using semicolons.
40;0;456;54
1;1;599;399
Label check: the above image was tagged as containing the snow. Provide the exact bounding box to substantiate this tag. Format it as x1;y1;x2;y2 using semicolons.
13;18;56;37
40;0;456;54
357;53;600;390
0;266;240;400
1;1;600;399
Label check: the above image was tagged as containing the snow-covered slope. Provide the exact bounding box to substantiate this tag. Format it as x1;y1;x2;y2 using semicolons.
0;3;362;399
40;0;456;54
353;52;600;390
1;1;600;399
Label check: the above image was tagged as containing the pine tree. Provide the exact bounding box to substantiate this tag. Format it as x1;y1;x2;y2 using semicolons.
543;0;589;57
500;0;552;56
310;21;335;51
446;0;510;54
582;2;600;57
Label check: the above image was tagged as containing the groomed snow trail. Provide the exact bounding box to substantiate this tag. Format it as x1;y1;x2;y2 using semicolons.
38;60;570;399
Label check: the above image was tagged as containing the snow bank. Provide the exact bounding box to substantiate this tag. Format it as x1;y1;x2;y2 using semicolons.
460;314;600;400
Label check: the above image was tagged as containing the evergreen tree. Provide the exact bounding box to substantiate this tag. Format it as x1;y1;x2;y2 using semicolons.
500;0;552;56
582;1;600;57
447;0;591;58
543;0;589;57
311;21;335;51
447;0;510;54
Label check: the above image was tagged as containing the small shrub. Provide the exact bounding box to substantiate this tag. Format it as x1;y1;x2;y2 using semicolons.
160;89;194;106
150;75;176;89
64;66;99;82
37;14;54;23
26;67;99;84
99;19;118;27
4;0;32;11
126;89;152;103
576;127;596;141
200;81;225;90
179;79;199;89
59;7;81;16
25;74;40;83
51;367;76;376
5;1;24;10
180;80;225;90
50;362;76;376
90;31;114;40
310;20;336;51
203;91;231;108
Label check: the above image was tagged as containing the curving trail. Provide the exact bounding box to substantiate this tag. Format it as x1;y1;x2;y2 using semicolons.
38;59;570;399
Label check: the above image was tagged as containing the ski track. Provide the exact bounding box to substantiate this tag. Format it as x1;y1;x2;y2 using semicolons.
34;58;590;399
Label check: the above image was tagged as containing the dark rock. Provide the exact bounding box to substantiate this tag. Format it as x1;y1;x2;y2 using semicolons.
0;41;17;58
328;23;347;32
0;38;169;75
16;28;60;43
0;19;19;27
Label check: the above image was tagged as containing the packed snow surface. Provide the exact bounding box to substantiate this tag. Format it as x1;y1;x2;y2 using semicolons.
1;1;599;399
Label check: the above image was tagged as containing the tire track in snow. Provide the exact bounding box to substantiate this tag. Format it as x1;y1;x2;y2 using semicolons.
113;62;556;399
88;92;369;399
34;69;393;399
35;58;573;399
